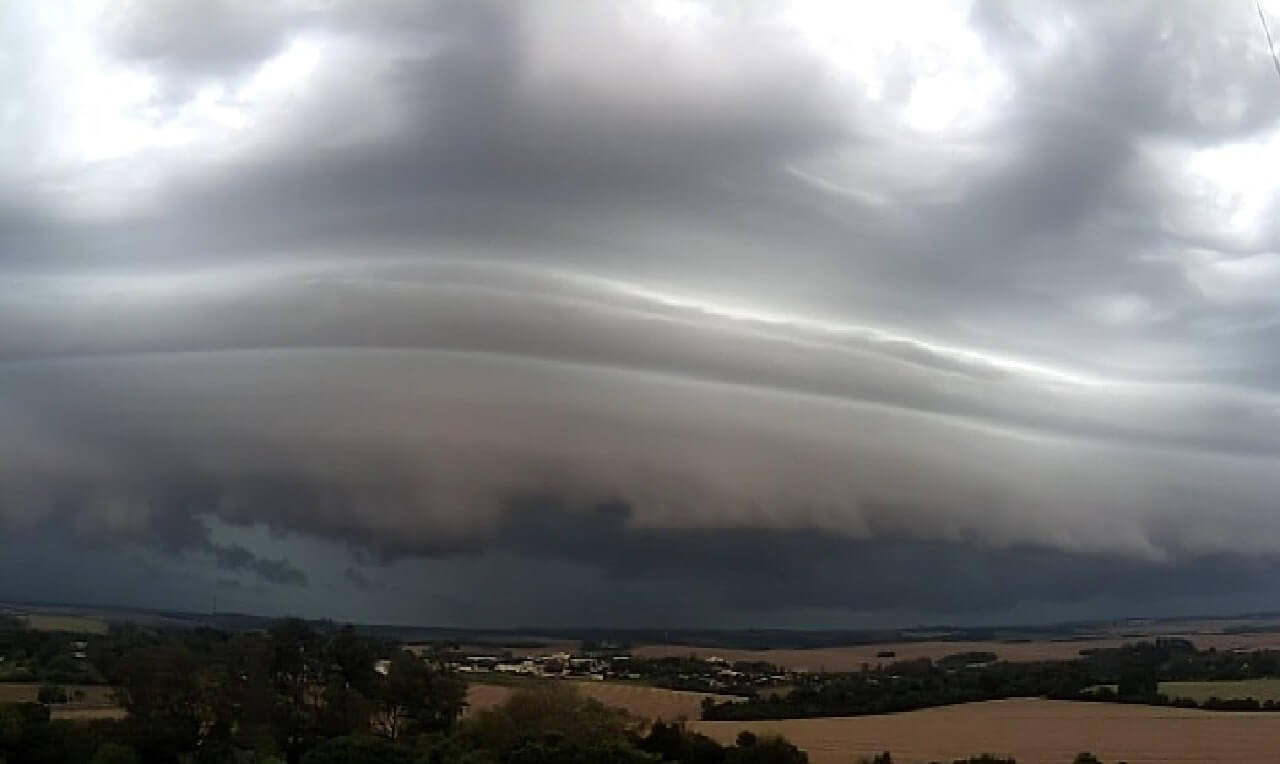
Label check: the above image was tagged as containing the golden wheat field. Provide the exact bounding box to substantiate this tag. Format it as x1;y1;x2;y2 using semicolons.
693;698;1280;764
634;631;1280;671
465;681;733;721
0;683;125;720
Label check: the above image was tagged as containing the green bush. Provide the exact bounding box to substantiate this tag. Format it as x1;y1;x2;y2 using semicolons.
89;742;141;764
300;735;418;764
726;734;808;764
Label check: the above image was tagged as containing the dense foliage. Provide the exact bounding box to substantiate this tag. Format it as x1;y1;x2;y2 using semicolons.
0;619;819;764
0;625;106;684
0;619;467;764
857;753;1110;764
625;656;779;696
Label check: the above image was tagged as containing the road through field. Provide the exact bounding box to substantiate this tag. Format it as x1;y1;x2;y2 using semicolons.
693;698;1280;764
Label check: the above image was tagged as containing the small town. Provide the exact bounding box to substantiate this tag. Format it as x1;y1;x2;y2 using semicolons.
413;644;799;696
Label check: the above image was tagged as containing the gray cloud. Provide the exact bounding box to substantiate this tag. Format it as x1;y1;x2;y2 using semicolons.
213;544;308;587
343;567;376;591
482;500;1280;621
3;0;1280;624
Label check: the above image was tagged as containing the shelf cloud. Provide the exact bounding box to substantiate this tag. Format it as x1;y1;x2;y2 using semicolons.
4;0;1280;624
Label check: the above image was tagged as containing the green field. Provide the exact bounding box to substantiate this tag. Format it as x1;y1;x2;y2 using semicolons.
1160;679;1280;703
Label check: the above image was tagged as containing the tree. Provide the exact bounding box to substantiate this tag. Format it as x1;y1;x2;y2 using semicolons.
0;703;52;760
323;626;380;698
504;734;658;764
268;619;322;764
90;743;142;764
415;733;500;764
459;683;636;756
0;703;104;763
372;650;466;739
316;677;373;740
115;645;204;763
300;735;418;764
726;734;808;764
638;721;726;764
1116;665;1158;699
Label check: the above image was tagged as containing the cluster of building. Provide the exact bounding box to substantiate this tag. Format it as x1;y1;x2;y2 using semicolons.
414;647;798;694
452;652;635;680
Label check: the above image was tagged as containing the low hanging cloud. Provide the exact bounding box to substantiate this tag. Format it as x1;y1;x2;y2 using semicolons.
2;338;1278;566
3;0;1280;622
213;544;308;587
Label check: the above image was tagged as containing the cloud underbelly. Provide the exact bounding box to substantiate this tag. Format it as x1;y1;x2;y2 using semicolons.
2;346;1278;568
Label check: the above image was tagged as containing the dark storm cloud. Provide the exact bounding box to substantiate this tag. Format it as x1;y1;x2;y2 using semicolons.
4;0;1280;624
4;483;311;588
5;348;1280;572
488;500;1280;618
343;567;376;592
214;544;308;587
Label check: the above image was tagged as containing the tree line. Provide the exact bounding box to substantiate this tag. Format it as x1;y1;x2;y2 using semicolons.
1;620;1268;763
704;638;1280;720
0;619;817;764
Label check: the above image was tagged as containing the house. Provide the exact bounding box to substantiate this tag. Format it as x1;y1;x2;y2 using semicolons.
374;659;392;676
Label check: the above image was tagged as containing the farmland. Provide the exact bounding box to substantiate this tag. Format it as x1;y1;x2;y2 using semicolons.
466;680;735;721
694;698;1280;764
635;639;1125;670
20;614;109;635
1161;678;1280;703
0;683;116;705
0;682;123;720
49;706;127;721
634;630;1280;671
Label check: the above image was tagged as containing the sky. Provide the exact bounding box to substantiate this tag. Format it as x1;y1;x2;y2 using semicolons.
4;0;1280;629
